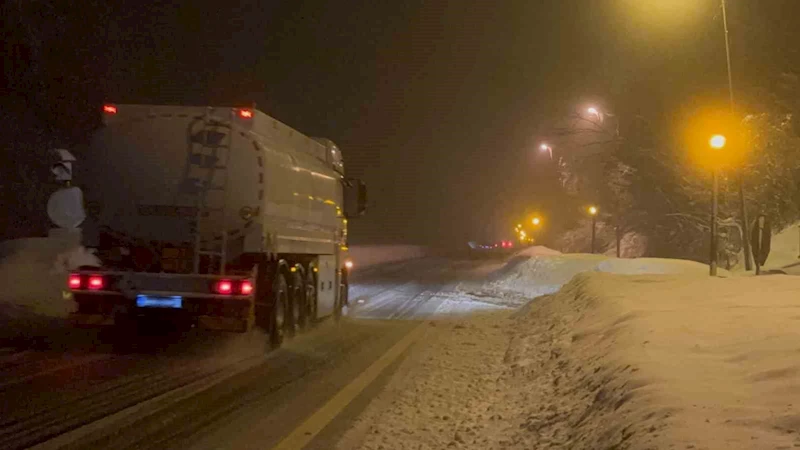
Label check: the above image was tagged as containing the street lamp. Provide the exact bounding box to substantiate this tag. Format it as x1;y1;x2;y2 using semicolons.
585;104;624;257
539;143;553;161
532;217;541;226
588;206;599;254
708;134;725;276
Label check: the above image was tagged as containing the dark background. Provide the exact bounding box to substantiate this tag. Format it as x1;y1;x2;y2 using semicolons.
3;0;798;246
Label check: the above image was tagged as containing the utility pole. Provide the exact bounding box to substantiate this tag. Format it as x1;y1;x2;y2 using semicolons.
710;169;719;276
721;0;753;271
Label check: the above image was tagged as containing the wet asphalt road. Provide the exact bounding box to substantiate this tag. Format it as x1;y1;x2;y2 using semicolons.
0;256;505;450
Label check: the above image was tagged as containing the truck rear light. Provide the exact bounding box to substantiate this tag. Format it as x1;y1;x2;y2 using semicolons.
240;280;254;295
69;274;82;289
238;109;253;119
103;104;117;114
87;275;105;290
215;280;233;295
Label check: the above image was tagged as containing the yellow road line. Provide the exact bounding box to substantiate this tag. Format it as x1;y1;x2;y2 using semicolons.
272;322;426;450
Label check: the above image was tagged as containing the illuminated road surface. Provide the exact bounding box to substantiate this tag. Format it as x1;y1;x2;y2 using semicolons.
0;256;508;450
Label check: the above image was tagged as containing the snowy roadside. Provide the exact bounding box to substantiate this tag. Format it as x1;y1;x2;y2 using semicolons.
455;247;724;309
336;253;800;449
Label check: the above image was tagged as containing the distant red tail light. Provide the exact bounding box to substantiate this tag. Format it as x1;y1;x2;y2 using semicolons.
215;280;233;295
240;280;254;295
68;274;82;289
238;109;253;119
87;275;105;290
103;104;117;114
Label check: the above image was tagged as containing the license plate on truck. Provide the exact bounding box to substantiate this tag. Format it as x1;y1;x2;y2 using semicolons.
136;295;183;309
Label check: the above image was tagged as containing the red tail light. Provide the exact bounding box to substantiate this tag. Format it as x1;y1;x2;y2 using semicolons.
69;274;82;289
215;280;233;294
87;275;105;290
240;281;254;295
238;109;253;119
103;104;117;114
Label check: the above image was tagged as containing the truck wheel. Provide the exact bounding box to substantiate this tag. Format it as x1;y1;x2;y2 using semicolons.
270;273;289;349
306;270;318;326
291;271;307;332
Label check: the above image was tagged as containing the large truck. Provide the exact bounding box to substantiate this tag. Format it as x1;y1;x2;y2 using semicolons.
68;104;366;348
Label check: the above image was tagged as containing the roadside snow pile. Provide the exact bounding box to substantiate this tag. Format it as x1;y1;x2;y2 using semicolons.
515;245;562;257
594;256;712;275
464;253;717;307
761;222;800;272
338;272;800;450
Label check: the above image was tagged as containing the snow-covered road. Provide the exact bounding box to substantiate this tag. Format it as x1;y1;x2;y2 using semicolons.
0;254;511;450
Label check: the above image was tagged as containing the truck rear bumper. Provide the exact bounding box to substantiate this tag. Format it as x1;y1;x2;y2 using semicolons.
70;291;253;333
69;312;248;332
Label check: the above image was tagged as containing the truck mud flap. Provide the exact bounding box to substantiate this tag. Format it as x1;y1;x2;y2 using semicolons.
197;316;248;333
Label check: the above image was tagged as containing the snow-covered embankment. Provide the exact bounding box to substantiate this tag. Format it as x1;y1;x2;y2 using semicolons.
339;252;799;449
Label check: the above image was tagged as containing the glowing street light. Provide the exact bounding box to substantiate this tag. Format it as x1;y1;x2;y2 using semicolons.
709;134;726;149
539;143;553;161
532;217;541;226
587;107;600;117
588;206;598;216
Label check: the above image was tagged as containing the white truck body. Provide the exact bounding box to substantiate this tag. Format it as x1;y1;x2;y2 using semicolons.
80;104;346;257
70;104;365;340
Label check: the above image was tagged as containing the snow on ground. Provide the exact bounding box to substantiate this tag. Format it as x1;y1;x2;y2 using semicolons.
761;223;800;273
459;250;720;308
338;253;799;449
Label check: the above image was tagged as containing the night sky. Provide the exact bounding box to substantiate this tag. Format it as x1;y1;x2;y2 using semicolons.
9;0;798;246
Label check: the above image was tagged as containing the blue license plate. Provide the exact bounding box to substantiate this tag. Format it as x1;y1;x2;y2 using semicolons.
136;295;183;309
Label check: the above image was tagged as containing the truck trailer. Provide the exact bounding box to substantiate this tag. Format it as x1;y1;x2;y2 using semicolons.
68;104;366;348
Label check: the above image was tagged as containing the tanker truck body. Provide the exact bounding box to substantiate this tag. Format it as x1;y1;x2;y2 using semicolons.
69;104;366;348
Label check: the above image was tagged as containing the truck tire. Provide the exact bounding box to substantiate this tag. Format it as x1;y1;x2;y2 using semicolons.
270;273;290;349
291;271;307;332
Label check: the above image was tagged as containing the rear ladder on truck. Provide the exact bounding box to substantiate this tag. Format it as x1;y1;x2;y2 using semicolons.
177;108;233;275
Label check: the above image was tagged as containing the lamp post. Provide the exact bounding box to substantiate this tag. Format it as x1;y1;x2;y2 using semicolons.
709;134;726;276
532;217;541;227
719;0;752;271
587;106;623;257
588;206;599;253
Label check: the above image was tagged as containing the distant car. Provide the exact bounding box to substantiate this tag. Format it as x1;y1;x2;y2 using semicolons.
467;240;514;258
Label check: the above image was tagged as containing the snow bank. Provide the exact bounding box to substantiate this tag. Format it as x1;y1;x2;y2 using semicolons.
514;245;562;257
464;253;718;307
338;272;800;449
762;223;800;271
531;272;800;449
